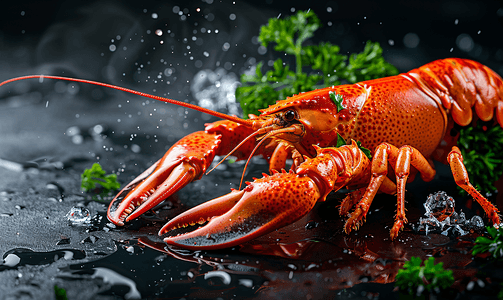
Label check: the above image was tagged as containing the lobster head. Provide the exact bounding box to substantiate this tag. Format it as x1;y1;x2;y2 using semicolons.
249;86;352;155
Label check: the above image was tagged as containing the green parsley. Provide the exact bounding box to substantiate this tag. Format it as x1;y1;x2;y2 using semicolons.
458;123;503;195
472;226;503;259
335;134;372;160
329;92;345;112
236;10;398;117
336;133;346;148
81;163;120;193
355;141;372;160
54;285;68;300
395;256;454;296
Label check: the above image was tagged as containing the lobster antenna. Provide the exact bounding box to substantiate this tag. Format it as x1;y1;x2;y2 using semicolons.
205;129;264;176
0;75;252;126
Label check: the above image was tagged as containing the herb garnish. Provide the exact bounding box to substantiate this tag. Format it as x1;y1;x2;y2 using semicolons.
236;10;398;117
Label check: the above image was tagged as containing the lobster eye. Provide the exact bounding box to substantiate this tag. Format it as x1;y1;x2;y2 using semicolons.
284;110;296;122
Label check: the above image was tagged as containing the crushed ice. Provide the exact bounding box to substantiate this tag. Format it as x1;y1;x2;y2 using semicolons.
414;191;484;236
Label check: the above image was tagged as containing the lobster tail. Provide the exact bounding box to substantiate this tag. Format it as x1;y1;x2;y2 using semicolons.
406;58;503;127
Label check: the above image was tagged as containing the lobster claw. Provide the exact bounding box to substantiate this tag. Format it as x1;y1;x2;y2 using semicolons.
159;170;321;250
107;158;200;226
107;130;224;226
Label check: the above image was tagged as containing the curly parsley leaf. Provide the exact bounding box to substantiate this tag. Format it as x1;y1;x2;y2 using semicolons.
356;141;372;160
395;256;454;296
336;133;346;148
81;163;120;193
458;123;503;195
472;226;503;259
237;10;398;117
329;92;345;112
54;285;68;300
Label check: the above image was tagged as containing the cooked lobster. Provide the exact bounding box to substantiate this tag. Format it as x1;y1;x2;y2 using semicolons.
1;58;501;250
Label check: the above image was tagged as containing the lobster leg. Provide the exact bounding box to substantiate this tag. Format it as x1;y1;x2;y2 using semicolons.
447;146;501;226
345;143;436;239
107;120;257;226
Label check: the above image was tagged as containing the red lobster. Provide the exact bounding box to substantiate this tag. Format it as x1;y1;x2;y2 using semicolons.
1;58;502;250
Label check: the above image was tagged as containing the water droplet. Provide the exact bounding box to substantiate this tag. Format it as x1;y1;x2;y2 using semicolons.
403;32;420;48
456;33;474;52
131;144;141;153
66;207;91;225
204;271;231;285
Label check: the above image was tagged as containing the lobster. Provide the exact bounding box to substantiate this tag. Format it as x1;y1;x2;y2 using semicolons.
1;58;501;250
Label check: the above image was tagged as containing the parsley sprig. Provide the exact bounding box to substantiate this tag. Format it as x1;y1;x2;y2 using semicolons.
54;285;68;300
395;256;454;296
472;226;503;259
81;163;120;194
458;123;503;195
236;10;398;117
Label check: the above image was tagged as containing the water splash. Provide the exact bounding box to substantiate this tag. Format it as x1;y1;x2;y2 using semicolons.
190;68;241;115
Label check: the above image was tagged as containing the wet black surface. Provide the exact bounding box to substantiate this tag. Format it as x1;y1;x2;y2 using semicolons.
1;0;503;299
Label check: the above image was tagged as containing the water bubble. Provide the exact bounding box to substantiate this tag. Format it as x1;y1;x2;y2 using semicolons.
222;42;230;51
454;19;459;25
109;44;117;52
152;13;158;19
173;6;180;13
203;51;210;57
229;13;236;20
388;39;394;46
258;45;267;55
327;7;332;12
155;29;163;36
